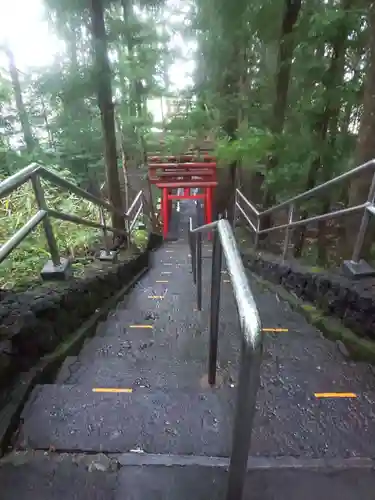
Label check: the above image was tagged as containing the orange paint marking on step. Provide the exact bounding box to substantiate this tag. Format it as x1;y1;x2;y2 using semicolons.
92;388;132;393
129;325;153;329
314;392;357;398
262;328;289;332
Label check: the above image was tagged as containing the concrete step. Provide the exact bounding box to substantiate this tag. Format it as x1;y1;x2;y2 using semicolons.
54;356;225;389
18;385;235;455
116;456;375;500
78;320;240;375
78;330;158;356
18;378;375;458
1;451;374;500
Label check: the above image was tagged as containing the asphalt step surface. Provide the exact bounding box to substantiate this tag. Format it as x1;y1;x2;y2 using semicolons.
17;238;375;459
10;195;375;500
55;356;222;389
117;462;375;500
1;451;375;500
18;386;235;455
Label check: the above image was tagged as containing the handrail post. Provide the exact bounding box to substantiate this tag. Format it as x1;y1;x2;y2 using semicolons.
226;340;262;500
192;232;197;283
98;206;118;262
351;171;375;264
233;189;238;228
188;220;197;283
208;228;222;386
31;175;60;266
282;203;294;261
99;206;109;252
126;216;131;246
254;217;260;251
196;230;202;310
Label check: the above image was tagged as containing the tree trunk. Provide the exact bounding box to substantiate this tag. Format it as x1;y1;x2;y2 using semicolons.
90;0;124;233
220;41;243;224
261;0;302;233
5;46;35;154
121;0;143;119
115;113;129;212
294;0;353;261
344;1;375;260
270;0;302;136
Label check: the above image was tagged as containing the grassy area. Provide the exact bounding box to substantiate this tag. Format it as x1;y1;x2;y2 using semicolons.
0;165;156;290
132;227;149;250
0;173;103;290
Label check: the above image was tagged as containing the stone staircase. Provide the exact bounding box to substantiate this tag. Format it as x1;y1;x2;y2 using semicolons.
1;200;375;499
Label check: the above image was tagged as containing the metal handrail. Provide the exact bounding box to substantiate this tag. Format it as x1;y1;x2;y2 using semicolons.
126;190;144;232
0;163;139;276
235;158;375;269
188;217;262;500
1;164;128;219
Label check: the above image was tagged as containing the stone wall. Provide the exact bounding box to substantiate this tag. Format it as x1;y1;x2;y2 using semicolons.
0;233;163;388
241;249;375;341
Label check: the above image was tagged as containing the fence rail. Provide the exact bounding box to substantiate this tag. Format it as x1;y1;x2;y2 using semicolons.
235;158;375;276
188;217;262;500
0;163;149;279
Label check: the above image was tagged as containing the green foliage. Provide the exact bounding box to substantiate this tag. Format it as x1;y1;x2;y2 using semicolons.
0;171;101;289
215;127;272;169
132;228;148;250
0;0;373;281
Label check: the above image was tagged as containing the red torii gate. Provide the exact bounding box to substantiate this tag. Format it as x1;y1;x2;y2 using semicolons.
148;154;217;238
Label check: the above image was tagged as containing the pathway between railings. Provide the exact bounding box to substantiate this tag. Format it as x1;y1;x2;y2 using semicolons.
0;200;375;499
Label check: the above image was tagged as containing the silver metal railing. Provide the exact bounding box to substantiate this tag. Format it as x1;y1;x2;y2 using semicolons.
235;158;375;275
0;163;149;278
188;217;263;500
126;190;147;235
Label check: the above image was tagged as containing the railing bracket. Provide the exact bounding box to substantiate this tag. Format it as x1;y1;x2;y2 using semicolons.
40;258;71;281
99;250;119;263
342;259;375;278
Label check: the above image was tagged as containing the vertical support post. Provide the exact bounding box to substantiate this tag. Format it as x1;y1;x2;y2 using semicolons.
196;230;202;311
206;187;213;224
351;171;375;263
254;217;260;251
125;212;131;248
204;188;209;224
192;233;197;284
351;211;370;264
207;186;213;241
167;192;172;222
208;229;222;386
98;206;118;262
233;189;237;227
282;203;294;261
191;235;197;284
31;175;60;266
188;218;196;283
142;194;151;235
162;187;169;238
99;206;111;252
226;341;262;500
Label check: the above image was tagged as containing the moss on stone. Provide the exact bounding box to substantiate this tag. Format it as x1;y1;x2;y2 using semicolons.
300;303;317;312
309;266;324;273
250;272;375;365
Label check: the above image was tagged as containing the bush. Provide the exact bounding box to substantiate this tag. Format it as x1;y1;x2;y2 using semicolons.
0;168;102;289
